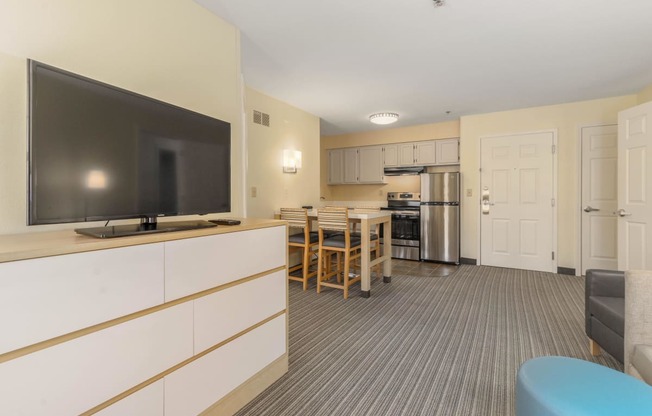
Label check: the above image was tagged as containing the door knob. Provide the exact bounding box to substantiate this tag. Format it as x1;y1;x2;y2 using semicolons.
583;206;600;213
615;209;631;217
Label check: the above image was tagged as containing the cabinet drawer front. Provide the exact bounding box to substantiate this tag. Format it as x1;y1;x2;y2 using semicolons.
165;226;286;301
0;303;193;415
95;380;164;416
0;243;164;354
194;270;286;353
165;315;287;416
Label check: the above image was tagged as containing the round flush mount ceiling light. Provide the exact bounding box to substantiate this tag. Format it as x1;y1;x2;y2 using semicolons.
369;112;399;125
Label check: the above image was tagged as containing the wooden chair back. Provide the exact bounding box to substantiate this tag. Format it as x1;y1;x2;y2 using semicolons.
317;207;349;233
280;207;308;229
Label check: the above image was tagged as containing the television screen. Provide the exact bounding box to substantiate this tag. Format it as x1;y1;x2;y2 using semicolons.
28;60;231;227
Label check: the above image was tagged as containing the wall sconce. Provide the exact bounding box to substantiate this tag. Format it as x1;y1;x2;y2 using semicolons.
86;169;107;189
283;149;302;173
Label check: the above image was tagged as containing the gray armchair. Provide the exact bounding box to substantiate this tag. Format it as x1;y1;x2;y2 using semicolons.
624;270;652;384
585;269;625;363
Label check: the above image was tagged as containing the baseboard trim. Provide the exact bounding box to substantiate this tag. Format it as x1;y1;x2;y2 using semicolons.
460;257;477;265
201;353;289;416
557;267;576;276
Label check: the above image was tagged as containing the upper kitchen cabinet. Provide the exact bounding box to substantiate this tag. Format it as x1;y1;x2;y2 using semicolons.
343;148;359;183
414;141;436;165
358;146;384;183
435;138;460;165
328;146;385;185
328;149;344;184
399;143;416;165
382;145;399;167
397;141;436;166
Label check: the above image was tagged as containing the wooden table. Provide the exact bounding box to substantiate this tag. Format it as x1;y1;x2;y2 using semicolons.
306;210;392;298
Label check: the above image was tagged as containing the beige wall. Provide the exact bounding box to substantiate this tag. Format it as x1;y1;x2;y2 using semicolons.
638;83;652;104
321;120;460;201
245;88;320;218
460;95;637;268
0;0;243;235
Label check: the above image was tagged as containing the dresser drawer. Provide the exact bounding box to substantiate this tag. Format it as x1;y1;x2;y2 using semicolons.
164;226;286;301
0;303;193;415
194;269;286;353
0;243;164;354
164;315;287;416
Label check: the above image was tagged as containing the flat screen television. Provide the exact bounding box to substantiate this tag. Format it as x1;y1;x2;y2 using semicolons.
28;60;231;237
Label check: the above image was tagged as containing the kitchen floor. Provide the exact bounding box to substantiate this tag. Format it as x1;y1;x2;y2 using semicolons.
391;258;459;277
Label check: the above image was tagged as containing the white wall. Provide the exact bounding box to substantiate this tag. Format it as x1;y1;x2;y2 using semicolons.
0;0;243;235
245;87;320;218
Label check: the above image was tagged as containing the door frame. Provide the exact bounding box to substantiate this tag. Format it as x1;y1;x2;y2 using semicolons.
477;129;558;272
575;122;617;276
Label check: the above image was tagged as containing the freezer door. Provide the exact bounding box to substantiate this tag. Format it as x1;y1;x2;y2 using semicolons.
420;172;460;202
420;205;460;263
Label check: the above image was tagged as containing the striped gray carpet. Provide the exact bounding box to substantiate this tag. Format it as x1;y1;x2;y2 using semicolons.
236;262;622;416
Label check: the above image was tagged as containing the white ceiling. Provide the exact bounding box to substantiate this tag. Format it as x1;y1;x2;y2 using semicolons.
196;0;652;136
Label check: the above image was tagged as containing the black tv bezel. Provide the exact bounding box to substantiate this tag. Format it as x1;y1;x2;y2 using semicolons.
27;59;232;226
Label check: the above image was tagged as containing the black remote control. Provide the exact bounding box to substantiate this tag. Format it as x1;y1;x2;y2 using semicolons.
209;219;241;226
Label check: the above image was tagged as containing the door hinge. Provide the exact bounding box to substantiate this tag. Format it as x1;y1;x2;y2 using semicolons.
552;251;555;260
552;145;556;154
551;198;555;207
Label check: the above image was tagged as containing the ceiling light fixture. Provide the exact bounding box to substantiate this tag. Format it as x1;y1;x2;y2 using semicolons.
369;112;399;125
433;0;445;6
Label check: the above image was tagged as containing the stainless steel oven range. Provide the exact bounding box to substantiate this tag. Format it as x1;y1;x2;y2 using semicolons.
381;192;420;260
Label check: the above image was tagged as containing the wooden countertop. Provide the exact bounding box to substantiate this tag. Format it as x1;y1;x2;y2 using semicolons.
0;218;285;263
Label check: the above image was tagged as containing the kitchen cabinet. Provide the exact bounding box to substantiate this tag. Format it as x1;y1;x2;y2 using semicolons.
358;146;384;183
343;148;359;183
328;149;344;184
435;138;459;165
398;141;436;166
382;145;399;167
327;139;459;185
399;143;415;165
415;141;436;165
328;146;385;184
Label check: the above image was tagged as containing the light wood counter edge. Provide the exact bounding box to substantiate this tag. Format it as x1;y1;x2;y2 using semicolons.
201;354;289;416
0;218;287;263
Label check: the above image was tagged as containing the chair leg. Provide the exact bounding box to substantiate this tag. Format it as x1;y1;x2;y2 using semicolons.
589;339;602;356
317;247;323;294
343;250;350;299
302;245;309;290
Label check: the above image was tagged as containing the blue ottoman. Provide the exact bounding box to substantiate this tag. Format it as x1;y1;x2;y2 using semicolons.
516;356;652;415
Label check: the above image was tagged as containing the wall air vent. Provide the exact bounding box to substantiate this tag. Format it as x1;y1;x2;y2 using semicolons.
253;110;270;127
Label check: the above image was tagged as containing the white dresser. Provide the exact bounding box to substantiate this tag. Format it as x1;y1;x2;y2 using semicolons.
0;219;288;415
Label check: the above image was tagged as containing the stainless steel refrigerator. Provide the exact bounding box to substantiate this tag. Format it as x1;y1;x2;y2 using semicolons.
420;172;460;263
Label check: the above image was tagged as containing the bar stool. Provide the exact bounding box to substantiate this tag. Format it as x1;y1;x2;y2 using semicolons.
317;207;361;299
281;208;318;290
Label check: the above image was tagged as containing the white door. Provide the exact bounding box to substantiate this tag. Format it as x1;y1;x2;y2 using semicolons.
480;132;556;272
617;101;652;270
580;125;618;274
